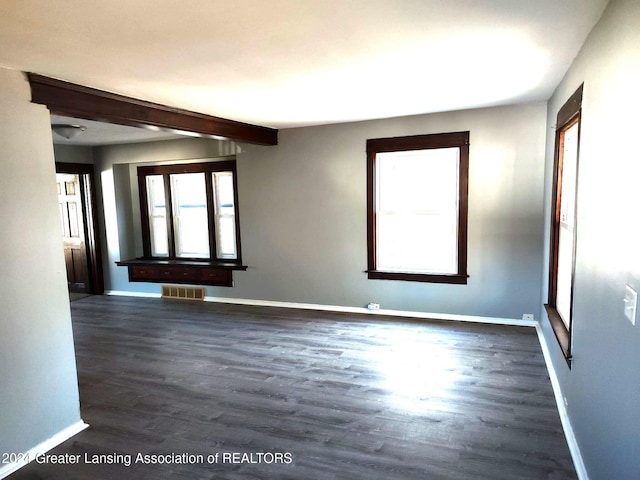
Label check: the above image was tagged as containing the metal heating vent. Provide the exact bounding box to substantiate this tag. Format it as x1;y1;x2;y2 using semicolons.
161;285;205;301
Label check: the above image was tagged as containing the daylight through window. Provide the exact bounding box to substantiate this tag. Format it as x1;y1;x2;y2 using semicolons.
367;132;469;284
138;160;241;263
545;84;583;362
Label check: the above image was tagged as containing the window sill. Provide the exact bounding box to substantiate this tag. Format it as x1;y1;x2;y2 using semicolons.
367;270;468;284
117;258;247;270
116;258;247;287
544;304;572;367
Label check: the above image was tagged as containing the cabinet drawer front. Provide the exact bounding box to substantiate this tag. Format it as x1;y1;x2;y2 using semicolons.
159;267;199;281
199;268;232;284
131;265;159;279
123;263;234;286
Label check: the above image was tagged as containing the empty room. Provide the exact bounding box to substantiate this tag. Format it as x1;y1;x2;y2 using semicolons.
1;1;638;479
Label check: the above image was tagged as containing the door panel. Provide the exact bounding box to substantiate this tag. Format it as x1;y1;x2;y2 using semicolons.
57;173;88;291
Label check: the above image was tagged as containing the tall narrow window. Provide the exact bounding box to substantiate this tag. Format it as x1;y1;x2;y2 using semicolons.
367;132;469;284
171;172;209;258
556;120;579;327
212;172;237;259
138;160;242;263
546;84;583;362
145;175;168;257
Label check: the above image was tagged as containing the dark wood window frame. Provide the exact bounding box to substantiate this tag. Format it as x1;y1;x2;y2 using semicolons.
137;160;243;264
545;84;583;365
117;160;246;287
366;131;470;284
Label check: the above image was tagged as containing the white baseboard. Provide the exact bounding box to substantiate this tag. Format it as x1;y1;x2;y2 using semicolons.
0;420;89;479
106;289;534;327
535;324;588;480
106;290;161;298
202;295;537;327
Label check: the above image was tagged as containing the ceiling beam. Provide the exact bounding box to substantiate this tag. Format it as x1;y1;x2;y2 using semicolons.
27;73;278;146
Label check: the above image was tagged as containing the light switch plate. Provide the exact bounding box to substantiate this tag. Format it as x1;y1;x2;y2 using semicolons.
624;285;637;325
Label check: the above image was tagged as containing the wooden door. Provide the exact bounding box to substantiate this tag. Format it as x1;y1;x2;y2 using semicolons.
57;173;88;292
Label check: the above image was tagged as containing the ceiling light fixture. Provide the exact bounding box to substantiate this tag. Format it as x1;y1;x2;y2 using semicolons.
51;124;86;140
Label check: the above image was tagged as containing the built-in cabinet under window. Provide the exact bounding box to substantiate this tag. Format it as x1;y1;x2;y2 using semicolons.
117;258;245;287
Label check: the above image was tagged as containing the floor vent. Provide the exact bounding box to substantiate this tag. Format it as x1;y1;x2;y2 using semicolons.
161;285;205;301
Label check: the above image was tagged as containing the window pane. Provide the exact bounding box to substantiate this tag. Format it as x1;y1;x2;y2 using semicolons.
213;172;237;259
378;213;458;273
170;173;210;258
378;149;459;213
146;175;168;256
556;121;579;328
376;148;459;274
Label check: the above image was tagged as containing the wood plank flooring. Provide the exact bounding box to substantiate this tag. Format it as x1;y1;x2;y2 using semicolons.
10;296;577;480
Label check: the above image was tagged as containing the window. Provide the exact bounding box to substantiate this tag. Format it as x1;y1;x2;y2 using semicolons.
545;85;583;363
137;160;241;263
367;132;469;284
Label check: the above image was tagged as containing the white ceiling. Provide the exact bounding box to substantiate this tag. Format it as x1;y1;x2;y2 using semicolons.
1;0;609;130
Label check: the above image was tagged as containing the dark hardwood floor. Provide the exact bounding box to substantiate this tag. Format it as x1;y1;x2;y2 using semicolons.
10;296;577;480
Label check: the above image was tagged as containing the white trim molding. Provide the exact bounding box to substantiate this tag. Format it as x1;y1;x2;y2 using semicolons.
203;295;536;327
535;324;589;480
0;420;89;480
106;290;161;298
107;290;535;326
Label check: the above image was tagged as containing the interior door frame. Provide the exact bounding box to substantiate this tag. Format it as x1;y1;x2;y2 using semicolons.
56;162;104;294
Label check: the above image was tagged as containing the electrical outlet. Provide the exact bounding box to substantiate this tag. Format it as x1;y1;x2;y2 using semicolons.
367;302;380;310
522;313;534;321
624;285;637;325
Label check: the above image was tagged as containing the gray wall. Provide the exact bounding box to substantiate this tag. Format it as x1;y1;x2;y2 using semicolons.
540;0;640;478
236;104;546;319
102;102;547;320
0;68;82;454
53;144;94;164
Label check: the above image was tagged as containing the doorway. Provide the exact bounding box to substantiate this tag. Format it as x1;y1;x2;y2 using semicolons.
56;162;104;295
57;172;86;291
